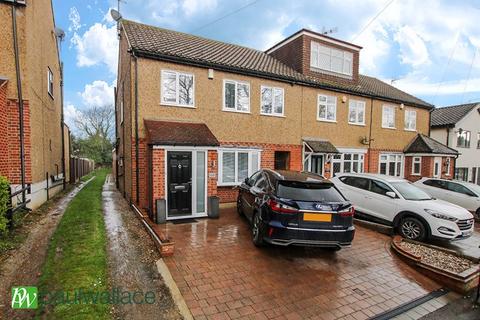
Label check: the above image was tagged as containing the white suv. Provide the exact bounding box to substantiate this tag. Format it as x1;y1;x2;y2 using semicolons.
331;173;474;241
414;178;480;218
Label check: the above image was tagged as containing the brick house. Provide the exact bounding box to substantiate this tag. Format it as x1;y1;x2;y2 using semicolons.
0;0;67;210
114;20;456;221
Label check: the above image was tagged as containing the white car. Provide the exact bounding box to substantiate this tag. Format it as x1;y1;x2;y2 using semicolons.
330;173;474;241
414;178;480;218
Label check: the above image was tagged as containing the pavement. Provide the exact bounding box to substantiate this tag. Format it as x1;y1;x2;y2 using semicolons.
155;208;444;320
428;224;480;260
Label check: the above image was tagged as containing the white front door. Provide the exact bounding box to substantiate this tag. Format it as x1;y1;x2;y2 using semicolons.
433;157;442;178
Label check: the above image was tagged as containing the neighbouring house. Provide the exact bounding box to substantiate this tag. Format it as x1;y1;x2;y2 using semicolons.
430;103;480;184
114;19;456;221
0;0;68;210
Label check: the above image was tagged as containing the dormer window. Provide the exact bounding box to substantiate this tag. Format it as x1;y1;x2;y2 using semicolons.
310;41;353;77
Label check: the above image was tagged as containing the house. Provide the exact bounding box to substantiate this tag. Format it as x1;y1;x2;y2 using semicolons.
430;103;480;183
0;0;68;210
114;19;456;221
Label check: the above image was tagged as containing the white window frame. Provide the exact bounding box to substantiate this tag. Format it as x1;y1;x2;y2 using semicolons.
348;99;366;126
218;148;261;186
382;105;396;129
260;85;284;117
412;156;421;175
223;79;251;113
379;153;404;177
160;70;195;108
47;67;54;97
404;109;417;131
445;157;451;176
317;94;337;122
457;130;471;148
331;152;365;176
310;41;353;76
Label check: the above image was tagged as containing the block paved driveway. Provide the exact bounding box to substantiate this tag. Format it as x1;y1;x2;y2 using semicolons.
161;208;440;320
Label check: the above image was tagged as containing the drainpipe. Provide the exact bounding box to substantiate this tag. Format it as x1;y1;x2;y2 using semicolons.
133;52;139;204
60;62;66;190
367;97;374;172
12;5;26;204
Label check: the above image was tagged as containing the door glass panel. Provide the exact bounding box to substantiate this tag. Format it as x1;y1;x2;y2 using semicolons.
196;151;205;213
251;152;259;173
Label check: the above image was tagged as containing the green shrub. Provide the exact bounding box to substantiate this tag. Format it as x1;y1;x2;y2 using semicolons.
0;176;10;234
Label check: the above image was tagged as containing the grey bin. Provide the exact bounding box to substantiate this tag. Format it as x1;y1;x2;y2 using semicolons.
156;199;167;224
208;196;220;219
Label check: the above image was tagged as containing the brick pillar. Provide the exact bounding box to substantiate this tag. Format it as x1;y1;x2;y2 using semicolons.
151;148;165;214
207;150;218;197
0;85;8;178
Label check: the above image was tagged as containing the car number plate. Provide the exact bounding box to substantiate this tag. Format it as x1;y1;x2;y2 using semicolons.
303;213;332;222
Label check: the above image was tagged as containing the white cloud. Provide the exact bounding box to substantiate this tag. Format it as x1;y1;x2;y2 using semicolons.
182;0;217;17
71;23;118;74
394;26;430;67
68;7;82;32
64;103;82;128
80;80;115;107
393;76;480;96
356;24;390;73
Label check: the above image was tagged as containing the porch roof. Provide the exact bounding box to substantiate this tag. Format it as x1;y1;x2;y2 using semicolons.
303;139;339;154
403;134;458;155
145;120;220;146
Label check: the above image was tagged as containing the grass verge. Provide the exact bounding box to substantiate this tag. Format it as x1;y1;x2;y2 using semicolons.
37;168;110;319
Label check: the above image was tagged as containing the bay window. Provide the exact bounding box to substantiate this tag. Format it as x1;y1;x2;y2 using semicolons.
224;80;250;113
161;70;194;107
218;149;261;185
331;153;365;176
261;86;284;116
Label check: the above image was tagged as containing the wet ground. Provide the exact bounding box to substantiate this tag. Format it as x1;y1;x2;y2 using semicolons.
429;224;480;260
0;181;90;319
156;208;441;320
103;175;181;319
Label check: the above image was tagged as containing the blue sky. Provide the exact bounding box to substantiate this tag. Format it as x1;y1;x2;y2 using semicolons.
52;0;480;129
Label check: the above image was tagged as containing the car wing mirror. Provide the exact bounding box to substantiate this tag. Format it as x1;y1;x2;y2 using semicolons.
244;177;250;186
386;191;397;199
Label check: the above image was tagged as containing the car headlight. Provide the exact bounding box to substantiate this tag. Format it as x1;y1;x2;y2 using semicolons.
424;209;458;222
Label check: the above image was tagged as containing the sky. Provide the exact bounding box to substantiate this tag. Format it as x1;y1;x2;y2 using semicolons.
52;0;480;130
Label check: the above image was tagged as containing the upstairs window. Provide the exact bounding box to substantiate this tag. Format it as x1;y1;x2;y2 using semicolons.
261;86;284;116
47;67;54;97
310;41;353;76
405;110;417;131
457;130;471;148
224;80;250;113
348;99;365;125
382;105;396;129
317;94;337;122
161;70;194;107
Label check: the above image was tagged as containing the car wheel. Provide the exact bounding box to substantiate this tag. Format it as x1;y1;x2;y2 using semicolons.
252;211;265;246
399;217;426;241
236;195;243;216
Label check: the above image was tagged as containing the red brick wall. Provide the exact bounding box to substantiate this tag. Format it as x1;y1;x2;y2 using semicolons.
131;138;148;209
207;150;218;198
151;148;165;213
0;86;8;179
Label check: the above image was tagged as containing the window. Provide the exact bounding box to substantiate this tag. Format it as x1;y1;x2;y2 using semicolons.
405;110;417;131
412;157;421;175
317;95;337;122
224;80;250;113
379;154;403;177
47;67;54;97
310;41;353;76
120;101;124;124
339;176;369;190
348;100;366;125
423;179;447;189
277;183;345;202
274;151;290;170
446;182;476;197
454;168;469;181
382;105;395;129
218;149;261;185
261;86;284;116
370;180;394;196
445;158;451;176
331;153;365;176
457;130;471;148
161;70;194;107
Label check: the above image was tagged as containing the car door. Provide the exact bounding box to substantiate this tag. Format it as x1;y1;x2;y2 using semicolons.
241;171;262;219
336;176;371;214
366;179;399;222
445;181;478;211
420;179;448;200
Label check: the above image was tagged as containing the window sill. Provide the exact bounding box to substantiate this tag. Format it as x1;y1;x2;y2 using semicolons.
404;129;417;132
160;103;196;109
382;126;396;130
317;119;337;123
217;182;241;187
222;108;251;114
348;122;366;127
411;173;421;176
260;113;285;118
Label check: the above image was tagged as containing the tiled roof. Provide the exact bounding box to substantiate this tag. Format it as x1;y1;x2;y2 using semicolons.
304;139;339;154
431;103;479;127
144;120;219;146
404;134;458;155
122;20;433;109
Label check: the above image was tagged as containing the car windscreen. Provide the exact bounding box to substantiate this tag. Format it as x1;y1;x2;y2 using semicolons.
277;182;345;202
391;182;432;201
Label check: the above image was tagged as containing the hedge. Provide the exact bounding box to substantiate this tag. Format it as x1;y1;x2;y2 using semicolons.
0;176;10;234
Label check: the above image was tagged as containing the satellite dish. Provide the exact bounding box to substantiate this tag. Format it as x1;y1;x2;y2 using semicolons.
54;27;65;41
110;9;122;21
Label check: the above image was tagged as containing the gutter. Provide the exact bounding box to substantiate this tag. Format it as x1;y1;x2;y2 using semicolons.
132;48;434;110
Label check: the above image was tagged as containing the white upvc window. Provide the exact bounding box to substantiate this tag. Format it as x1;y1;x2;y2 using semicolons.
317;94;337;122
47;67;54;97
382;105;396;129
223;80;250;113
405;110;417;131
218;149;261;186
348;99;366;125
260;86;284;116
310;41;353;76
445;157;451;176
412;156;421;175
379;154;403;177
331;153;365;176
161;70;194;107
